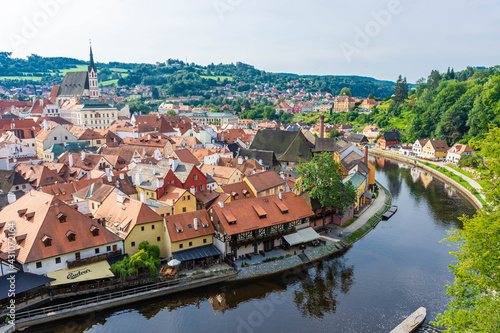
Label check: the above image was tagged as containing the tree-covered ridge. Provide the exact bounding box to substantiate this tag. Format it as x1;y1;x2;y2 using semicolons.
321;66;500;146
0;53;395;97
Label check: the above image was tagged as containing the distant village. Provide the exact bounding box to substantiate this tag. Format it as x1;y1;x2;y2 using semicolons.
0;47;475;300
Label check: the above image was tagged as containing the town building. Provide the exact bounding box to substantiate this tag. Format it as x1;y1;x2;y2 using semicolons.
421;140;449;160
446;144;474;164
243;170;286;197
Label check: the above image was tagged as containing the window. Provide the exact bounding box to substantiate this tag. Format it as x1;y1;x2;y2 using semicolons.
203;238;207;244
179;243;183;249
157;236;161;242
75;252;80;260
182;207;186;212
55;257;61;264
200;185;204;191
151;225;155;230
189;241;192;247
65;136;68;140
68;234;75;242
141;226;144;231
193;175;197;181
106;246;111;252
54;136;57;140
36;262;42;269
187;195;190;200
44;239;52;247
131;241;136;247
95;248;100;254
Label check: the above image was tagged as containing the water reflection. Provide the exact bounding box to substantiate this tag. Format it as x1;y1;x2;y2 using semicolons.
293;258;354;318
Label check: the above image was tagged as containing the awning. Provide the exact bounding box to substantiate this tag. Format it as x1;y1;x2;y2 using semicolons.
47;260;115;286
297;227;321;243
0;272;55;300
363;192;374;199
172;244;220;262
283;227;321;245
283;233;304;246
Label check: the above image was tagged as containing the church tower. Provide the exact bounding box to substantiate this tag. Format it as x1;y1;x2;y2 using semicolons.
88;41;100;99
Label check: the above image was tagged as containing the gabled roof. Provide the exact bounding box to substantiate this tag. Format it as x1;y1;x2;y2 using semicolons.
218;181;256;199
448;144;474;154
346;133;368;144
211;193;313;235
381;130;400;142
95;192;163;238
73;181;116;203
0;170;30;193
217;157;264;177
40;178;100;202
200;165;239;184
157;185;187;206
343;171;366;190
165;210;214;243
249;129;312;163
173;148;200;165
427;140;449;152
341;151;363;171
244;170;285;192
14;164;65;188
0;191;121;264
57;71;89;97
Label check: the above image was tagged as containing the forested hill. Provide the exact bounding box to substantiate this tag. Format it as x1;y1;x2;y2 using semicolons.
324;66;500;146
0;53;395;97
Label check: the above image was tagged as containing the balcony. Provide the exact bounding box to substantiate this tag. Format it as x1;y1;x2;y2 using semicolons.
230;228;296;249
67;249;122;269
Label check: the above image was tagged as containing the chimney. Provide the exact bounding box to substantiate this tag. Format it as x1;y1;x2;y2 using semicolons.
108;174;112;183
211;168;215;177
245;156;248;160
117;193;126;204
40;99;44;106
68;154;74;167
119;173;125;180
319;115;325;139
81;151;86;161
148;134;151;140
156;177;164;189
7;192;16;204
140;191;146;203
105;167;110;177
43;120;48;131
218;201;224;208
135;172;143;185
258;159;263;165
238;156;243;165
364;145;368;165
278;192;282;200
194;218;198;231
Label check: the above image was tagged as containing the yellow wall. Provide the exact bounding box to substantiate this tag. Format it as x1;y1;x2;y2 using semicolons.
227;170;243;184
136;186;157;200
367;161;376;187
36;140;44;158
354;179;367;210
173;191;197;214
242;177;284;197
166;234;214;257
152;205;173;218
124;220;167;258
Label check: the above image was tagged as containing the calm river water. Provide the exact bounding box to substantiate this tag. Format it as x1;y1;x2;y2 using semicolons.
29;157;476;333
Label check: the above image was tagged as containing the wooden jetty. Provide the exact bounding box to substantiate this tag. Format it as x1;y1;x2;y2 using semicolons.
390;307;426;333
382;205;398;220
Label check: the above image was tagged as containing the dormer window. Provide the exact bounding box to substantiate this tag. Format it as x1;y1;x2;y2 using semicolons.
17;209;27;217
16;234;27;245
25;212;35;221
57;212;66;223
42;235;52;247
90;225;99;237
66;230;76;242
175;222;183;233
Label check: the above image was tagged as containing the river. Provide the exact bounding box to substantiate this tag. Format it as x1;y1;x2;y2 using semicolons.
28;157;477;333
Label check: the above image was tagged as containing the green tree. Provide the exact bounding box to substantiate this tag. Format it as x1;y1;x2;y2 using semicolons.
151;86;159;99
427;70;441;91
328;129;340;138
166;109;176;116
340;87;352;97
294;152;356;227
368;90;374;99
433;126;500;332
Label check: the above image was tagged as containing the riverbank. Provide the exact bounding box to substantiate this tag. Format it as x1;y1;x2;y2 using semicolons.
232;181;392;281
369;148;483;210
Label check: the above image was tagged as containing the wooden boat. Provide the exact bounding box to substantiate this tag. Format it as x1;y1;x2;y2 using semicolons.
390;307;426;333
382;205;398;220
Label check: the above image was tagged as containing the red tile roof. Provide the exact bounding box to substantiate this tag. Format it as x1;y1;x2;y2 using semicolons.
165;210;214;243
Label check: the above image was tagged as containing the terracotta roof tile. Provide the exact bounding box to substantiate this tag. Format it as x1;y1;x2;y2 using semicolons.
165;210;214;243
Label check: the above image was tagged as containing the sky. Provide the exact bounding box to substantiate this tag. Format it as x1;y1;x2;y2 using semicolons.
1;0;499;82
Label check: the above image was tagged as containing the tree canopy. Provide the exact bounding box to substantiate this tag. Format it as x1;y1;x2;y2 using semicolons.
294;152;356;227
433;126;500;332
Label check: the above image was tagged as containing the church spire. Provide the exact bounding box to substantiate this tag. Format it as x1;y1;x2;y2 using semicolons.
88;39;97;73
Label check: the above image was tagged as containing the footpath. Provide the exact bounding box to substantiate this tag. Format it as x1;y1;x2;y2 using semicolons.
233;182;391;281
370;147;484;208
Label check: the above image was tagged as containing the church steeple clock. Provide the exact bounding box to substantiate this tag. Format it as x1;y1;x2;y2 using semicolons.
88;40;100;99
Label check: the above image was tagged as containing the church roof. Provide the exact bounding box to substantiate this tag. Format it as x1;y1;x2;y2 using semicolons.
57;71;89;97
